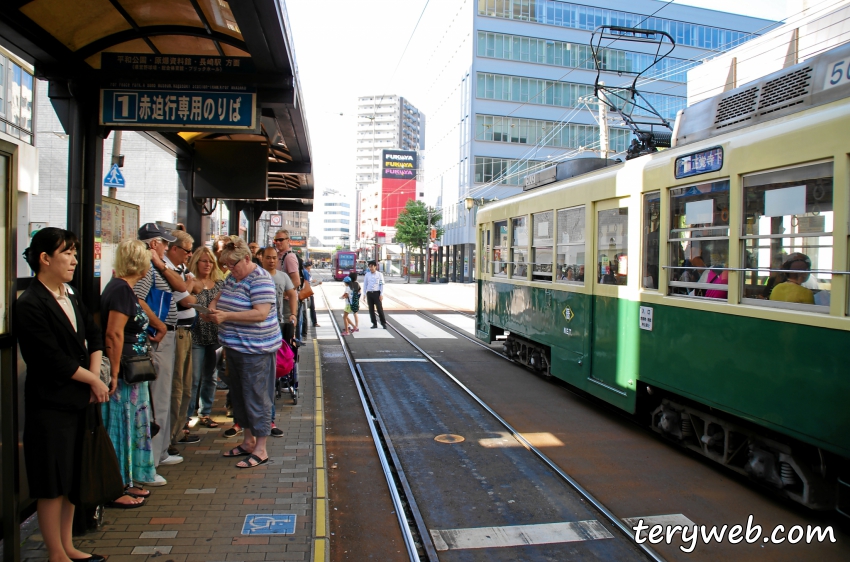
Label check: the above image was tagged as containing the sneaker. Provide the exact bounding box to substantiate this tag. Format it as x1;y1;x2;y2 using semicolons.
223;425;242;438
341;331;351;336
160;455;183;466
270;424;284;437
167;445;180;456
353;327;359;332
178;434;201;444
226;409;234;418
216;381;228;390
137;474;167;487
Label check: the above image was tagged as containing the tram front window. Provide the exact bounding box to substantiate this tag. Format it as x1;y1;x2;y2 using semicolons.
741;162;833;312
667;180;730;299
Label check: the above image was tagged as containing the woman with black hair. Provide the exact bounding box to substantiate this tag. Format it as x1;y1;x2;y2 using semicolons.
15;227;109;562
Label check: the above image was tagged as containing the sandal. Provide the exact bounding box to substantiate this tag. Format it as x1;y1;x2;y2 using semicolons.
223;445;252;457
197;417;220;429
124;485;151;499
236;454;269;469
107;495;146;509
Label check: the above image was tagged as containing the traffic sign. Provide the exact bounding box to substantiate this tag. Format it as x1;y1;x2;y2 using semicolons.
104;164;126;188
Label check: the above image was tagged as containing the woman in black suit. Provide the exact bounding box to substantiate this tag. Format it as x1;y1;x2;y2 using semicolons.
15;228;109;562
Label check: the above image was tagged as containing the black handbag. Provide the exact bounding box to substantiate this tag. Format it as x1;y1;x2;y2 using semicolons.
120;354;157;384
71;405;125;509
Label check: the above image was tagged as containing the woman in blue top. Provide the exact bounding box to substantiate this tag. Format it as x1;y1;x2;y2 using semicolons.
203;238;279;468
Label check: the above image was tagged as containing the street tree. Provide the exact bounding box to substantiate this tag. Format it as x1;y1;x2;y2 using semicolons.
394;199;443;282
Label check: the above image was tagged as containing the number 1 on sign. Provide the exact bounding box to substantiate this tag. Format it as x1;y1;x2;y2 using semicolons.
116;95;130;117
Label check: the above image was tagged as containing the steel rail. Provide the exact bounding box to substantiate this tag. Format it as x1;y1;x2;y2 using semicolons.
317;285;422;562
383;320;668;562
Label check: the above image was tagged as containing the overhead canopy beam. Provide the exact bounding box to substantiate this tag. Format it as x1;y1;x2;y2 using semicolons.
268;161;311;174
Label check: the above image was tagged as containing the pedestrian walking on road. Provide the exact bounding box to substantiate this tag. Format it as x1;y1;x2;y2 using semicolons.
340;275;361;335
364;260;386;329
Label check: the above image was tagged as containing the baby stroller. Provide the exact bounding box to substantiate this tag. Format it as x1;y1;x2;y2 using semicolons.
276;322;298;404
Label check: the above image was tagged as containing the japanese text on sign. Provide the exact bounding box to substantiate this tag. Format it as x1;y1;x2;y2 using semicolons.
102;53;255;74
101;86;256;130
639;306;653;331
675;147;723;179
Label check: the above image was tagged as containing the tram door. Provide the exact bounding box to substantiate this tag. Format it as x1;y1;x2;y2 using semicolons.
589;197;638;411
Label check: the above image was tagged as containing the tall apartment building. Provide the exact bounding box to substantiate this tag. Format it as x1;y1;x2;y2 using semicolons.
431;0;774;282
355;95;425;246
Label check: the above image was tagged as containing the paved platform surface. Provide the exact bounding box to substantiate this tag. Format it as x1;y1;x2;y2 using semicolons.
16;330;324;562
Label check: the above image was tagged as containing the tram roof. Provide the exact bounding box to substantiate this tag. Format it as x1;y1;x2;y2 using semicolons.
0;0;313;210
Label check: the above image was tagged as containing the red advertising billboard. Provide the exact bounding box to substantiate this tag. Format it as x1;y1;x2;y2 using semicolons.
381;149;417;226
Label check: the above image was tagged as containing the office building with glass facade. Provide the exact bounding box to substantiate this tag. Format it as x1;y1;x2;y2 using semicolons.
436;0;775;282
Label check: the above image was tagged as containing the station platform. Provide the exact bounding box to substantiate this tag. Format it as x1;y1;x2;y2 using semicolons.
15;331;327;562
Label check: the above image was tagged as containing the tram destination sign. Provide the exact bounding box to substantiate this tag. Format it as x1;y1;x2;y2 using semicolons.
102;53;255;74
674;146;723;179
100;83;257;131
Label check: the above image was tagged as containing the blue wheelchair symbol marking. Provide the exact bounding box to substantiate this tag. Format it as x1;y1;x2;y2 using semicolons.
241;514;297;535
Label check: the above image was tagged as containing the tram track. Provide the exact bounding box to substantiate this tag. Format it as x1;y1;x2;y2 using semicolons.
319;284;666;562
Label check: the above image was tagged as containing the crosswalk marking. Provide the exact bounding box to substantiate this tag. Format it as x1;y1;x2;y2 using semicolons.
434;314;475;335
430;520;613;551
350;328;394;339
389;314;456;339
313;314;337;340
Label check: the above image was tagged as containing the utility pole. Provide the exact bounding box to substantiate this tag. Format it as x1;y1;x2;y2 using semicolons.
598;82;609;160
109;130;122;199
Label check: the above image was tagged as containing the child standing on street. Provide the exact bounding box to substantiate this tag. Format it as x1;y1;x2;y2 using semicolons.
340;275;361;336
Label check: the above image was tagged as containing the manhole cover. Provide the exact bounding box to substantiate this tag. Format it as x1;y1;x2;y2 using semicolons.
434;434;465;444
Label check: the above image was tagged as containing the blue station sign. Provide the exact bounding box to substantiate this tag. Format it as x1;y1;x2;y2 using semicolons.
100;83;256;131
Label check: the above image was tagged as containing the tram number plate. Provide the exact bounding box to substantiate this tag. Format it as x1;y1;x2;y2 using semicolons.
639;306;653;331
824;59;850;90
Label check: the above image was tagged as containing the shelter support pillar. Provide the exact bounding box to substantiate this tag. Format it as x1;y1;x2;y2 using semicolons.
177;157;203;245
62;82;103;308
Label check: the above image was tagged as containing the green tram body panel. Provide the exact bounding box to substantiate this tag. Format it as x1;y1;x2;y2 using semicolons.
478;280;850;459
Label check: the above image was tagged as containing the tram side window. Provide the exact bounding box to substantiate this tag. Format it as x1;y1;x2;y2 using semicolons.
741;162;833;312
642;192;661;290
556;206;585;284
532;211;553;282
597;208;628;285
493;220;508;277
511;216;529;278
667;180;730;298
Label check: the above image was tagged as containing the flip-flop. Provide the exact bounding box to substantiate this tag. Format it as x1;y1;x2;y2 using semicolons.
124;485;151;499
106;496;146;509
236;454;269;469
222;445;252;457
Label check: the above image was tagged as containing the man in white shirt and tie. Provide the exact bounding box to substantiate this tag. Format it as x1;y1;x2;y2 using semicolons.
363;260;387;329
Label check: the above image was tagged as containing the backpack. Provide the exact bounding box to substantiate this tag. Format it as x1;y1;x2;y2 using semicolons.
284;250;305;289
349;290;361;313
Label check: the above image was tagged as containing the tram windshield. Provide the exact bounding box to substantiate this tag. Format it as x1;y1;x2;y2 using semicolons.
337;253;355;269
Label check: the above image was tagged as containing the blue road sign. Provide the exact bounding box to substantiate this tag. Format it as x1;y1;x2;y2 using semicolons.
241;514;296;535
104;164;126;188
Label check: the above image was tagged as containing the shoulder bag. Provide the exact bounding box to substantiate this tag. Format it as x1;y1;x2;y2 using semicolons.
145;269;173;336
298;280;314;301
121;336;157;384
71;404;125;509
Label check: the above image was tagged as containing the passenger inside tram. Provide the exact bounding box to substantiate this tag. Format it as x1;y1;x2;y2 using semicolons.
769;252;815;304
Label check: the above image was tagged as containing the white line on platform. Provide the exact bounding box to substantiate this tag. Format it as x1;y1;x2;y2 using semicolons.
429;520;613;551
389;314;455;339
434;314;475;334
350;328;394;339
622;514;695;539
355;358;428;363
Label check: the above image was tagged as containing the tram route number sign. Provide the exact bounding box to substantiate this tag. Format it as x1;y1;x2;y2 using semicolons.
100;83;257;131
674;147;723;179
639;306;653;331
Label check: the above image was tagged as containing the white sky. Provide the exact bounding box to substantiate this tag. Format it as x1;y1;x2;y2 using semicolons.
285;0;797;237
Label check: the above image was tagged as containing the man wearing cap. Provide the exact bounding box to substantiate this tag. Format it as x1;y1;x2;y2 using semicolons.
363;260;387;329
135;223;190;471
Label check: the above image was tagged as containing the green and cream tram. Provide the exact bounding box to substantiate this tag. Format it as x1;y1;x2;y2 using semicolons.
476;42;850;513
